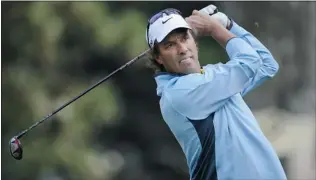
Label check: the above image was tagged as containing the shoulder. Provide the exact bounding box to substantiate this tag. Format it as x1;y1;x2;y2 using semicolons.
168;65;220;91
161;74;205;116
163;65;218;99
158;75;195;115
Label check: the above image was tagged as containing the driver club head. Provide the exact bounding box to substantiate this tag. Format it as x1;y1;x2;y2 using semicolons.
9;137;23;160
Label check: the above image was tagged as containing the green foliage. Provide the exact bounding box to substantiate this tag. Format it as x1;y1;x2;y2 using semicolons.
2;2;146;179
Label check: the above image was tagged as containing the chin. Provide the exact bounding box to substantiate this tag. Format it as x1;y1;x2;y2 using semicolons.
182;68;200;74
180;62;200;74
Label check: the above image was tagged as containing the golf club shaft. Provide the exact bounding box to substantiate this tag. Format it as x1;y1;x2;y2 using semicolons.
16;49;150;139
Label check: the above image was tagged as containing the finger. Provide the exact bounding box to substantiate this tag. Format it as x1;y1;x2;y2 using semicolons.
185;16;198;24
192;10;210;20
185;18;196;27
185;18;195;28
185;17;192;25
185;17;199;35
186;16;200;24
192;10;200;16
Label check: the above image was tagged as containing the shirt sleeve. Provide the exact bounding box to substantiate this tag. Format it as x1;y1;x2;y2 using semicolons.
164;37;262;120
229;20;279;96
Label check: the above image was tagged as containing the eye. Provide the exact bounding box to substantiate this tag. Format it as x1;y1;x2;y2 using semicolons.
165;43;173;49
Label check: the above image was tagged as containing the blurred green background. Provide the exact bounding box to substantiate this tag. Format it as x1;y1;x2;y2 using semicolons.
2;1;315;180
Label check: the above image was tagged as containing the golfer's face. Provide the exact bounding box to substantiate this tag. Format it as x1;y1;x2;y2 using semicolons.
156;29;200;74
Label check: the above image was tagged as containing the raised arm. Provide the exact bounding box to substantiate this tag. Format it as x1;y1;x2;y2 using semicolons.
200;4;279;96
229;21;279;96
166;12;262;120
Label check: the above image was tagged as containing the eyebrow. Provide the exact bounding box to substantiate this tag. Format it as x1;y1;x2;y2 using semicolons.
162;40;173;46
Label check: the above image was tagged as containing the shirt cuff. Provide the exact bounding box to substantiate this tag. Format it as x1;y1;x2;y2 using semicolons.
229;19;248;37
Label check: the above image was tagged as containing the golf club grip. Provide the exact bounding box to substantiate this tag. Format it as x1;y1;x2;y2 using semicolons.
16;49;150;139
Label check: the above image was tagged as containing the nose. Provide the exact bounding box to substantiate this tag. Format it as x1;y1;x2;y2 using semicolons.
177;42;188;55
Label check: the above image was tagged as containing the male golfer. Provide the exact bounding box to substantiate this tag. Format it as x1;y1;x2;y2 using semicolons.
145;4;287;180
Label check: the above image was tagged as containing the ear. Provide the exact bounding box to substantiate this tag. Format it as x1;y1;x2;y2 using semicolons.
155;55;163;65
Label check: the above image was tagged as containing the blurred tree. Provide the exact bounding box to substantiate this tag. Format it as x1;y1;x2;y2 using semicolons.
2;2;150;180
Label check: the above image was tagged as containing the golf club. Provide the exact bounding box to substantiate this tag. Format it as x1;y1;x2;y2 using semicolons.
9;5;217;161
9;48;150;160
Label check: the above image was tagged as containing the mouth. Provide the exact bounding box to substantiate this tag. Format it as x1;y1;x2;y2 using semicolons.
179;56;193;64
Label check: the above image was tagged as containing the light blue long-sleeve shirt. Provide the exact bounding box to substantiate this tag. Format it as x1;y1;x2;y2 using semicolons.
154;21;287;180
